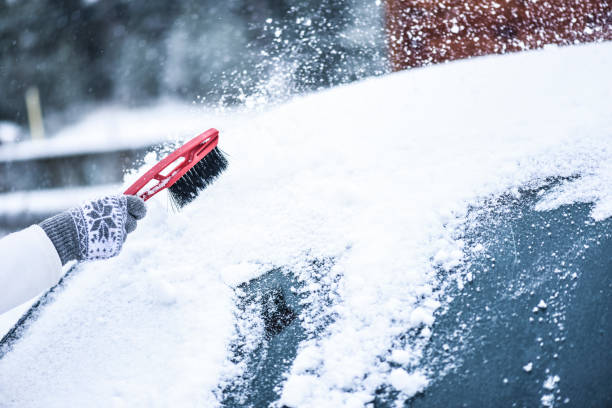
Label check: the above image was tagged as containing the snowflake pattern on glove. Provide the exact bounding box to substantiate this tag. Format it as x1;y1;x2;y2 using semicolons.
70;195;127;261
87;200;117;241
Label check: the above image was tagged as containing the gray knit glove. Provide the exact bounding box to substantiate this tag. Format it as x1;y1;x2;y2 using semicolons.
40;195;146;265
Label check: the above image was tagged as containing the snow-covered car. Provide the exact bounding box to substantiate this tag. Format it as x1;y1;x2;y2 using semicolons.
1;42;611;407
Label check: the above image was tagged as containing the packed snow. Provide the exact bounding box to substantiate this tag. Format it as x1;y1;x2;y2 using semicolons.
1;41;611;407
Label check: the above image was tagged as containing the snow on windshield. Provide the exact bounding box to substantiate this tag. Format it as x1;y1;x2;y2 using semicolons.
0;42;611;407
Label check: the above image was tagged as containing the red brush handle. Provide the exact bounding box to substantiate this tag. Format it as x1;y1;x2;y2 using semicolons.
124;128;219;201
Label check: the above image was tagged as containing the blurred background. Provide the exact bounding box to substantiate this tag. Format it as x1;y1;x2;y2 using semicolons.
0;0;387;236
0;0;610;236
0;0;387;128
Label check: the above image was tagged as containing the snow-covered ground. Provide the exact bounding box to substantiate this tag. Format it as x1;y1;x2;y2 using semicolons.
0;184;120;218
0;41;611;407
0;101;224;161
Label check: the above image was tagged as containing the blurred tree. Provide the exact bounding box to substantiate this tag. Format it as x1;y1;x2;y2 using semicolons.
0;0;385;126
0;0;182;125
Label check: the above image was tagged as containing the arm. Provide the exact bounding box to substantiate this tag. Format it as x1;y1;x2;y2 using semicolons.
0;225;62;314
0;195;146;314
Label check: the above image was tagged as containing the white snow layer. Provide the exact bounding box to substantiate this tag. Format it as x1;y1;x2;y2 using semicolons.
1;42;611;407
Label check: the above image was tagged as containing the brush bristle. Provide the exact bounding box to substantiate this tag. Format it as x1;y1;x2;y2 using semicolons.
168;147;228;208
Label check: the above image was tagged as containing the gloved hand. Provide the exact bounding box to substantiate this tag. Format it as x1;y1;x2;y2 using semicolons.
39;195;146;265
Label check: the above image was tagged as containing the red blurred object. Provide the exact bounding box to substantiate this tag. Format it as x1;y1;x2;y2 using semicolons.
385;0;612;71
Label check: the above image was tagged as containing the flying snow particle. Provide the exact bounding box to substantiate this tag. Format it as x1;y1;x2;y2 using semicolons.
541;394;555;407
543;375;560;390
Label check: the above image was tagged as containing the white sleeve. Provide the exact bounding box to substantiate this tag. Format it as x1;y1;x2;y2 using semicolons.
0;225;63;314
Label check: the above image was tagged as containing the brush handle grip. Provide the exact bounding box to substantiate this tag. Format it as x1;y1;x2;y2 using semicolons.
124;128;219;201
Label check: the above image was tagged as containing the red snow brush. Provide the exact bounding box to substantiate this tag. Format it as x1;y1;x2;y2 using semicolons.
124;128;228;208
